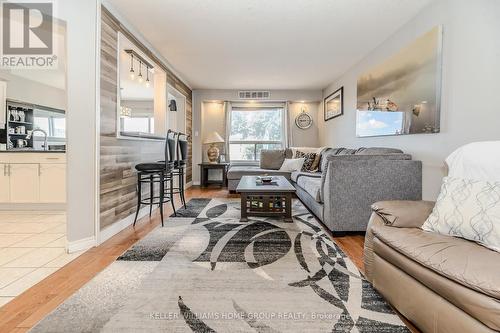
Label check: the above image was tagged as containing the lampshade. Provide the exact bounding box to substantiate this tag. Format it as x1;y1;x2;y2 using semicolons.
204;131;225;144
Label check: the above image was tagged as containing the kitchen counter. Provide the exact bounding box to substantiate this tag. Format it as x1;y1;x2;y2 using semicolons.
0;149;66;153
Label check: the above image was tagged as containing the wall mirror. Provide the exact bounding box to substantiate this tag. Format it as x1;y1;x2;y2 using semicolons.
117;33;166;140
356;26;442;137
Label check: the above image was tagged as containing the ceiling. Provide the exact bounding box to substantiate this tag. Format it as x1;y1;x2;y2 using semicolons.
107;0;433;90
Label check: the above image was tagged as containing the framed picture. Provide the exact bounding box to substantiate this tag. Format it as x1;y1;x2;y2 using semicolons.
324;86;343;121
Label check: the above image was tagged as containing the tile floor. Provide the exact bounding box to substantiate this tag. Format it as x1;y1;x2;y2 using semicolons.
0;211;85;308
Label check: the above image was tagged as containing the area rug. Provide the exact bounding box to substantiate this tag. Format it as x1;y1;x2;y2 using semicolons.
31;198;409;332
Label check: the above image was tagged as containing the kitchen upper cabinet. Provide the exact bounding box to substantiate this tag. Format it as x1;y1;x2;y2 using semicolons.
39;163;66;203
0;164;9;202
9;163;40;203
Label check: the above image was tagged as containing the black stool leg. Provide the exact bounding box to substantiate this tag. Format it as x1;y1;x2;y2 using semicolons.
133;173;142;226
170;175;176;216
179;169;186;209
159;171;164;227
149;174;154;217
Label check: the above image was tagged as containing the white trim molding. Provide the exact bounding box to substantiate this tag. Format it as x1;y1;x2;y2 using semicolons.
67;236;96;254
99;206;152;245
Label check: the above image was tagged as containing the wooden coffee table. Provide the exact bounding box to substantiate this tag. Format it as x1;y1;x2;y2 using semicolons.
236;175;296;222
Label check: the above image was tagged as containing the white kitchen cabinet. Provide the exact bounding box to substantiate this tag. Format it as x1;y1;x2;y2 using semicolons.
9;163;40;203
0;81;6;129
0;164;10;202
39;163;66;203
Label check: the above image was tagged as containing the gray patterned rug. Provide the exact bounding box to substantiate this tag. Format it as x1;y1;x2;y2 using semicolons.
31;198;409;333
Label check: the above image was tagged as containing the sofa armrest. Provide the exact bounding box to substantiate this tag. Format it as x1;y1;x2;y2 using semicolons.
364;211;385;281
321;157;422;232
371;200;435;228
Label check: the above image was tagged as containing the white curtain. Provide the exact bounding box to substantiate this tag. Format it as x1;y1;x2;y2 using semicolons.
223;101;232;161
283;101;293;148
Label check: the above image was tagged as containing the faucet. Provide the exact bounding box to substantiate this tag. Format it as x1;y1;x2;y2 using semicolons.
26;128;48;151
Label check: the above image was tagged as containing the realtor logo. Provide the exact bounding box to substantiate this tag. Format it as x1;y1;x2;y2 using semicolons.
1;1;56;68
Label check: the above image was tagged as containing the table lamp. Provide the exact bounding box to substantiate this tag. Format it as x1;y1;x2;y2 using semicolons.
204;131;225;163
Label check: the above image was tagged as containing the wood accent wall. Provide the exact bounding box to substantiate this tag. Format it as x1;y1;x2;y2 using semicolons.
100;7;192;230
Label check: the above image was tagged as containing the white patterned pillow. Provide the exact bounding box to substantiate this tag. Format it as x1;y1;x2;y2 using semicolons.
422;176;500;252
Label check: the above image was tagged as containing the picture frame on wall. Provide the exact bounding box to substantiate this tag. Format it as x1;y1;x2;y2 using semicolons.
324;86;343;121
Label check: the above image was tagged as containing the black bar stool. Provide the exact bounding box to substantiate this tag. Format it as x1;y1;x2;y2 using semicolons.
173;132;189;208
133;134;176;227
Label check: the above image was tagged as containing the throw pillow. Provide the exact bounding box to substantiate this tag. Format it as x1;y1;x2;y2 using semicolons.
260;149;286;170
279;158;305;172
296;151;317;172
422;176;500;252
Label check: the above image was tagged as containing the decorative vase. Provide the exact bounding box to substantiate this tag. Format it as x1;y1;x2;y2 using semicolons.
207;144;219;163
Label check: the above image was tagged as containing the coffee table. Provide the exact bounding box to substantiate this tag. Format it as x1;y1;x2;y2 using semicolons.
236;175;296;222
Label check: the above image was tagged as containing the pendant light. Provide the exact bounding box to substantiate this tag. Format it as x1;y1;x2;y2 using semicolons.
129;53;135;80
138;60;143;83
145;67;150;87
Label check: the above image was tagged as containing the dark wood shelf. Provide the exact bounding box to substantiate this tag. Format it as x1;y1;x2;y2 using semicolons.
8;121;33;125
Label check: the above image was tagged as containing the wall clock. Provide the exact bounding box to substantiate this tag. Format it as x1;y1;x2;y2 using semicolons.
295;107;313;129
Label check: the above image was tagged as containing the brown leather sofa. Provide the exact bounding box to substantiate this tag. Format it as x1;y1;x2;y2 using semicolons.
364;200;500;333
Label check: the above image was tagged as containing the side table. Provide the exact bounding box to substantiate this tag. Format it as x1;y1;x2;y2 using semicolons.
199;163;230;188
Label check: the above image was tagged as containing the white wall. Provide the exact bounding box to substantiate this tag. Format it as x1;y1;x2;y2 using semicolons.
0;72;66;110
59;0;100;247
289;101;320;148
319;0;500;200
193;89;322;184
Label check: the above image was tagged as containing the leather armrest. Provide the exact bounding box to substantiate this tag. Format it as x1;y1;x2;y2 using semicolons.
371;200;435;228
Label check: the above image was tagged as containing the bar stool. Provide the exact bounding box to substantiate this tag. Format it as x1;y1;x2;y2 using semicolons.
133;136;176;227
173;132;189;208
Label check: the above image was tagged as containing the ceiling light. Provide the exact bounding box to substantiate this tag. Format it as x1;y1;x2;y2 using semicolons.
138;60;143;83
129;53;135;80
120;106;132;118
145;67;150;87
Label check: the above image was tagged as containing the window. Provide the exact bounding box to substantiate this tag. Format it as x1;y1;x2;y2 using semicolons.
229;106;284;161
121;117;154;133
33;108;66;138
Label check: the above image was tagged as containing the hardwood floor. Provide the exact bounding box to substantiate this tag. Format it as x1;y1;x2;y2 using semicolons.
0;187;416;332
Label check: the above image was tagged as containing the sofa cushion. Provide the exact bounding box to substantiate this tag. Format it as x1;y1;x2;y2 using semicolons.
373;236;500;331
227;166;292;180
296;176;322;202
290;171;321;183
371;224;500;300
355;147;404;155
259;149;286;170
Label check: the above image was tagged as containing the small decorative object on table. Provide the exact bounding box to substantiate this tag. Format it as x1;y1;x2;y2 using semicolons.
256;175;275;185
218;154;226;163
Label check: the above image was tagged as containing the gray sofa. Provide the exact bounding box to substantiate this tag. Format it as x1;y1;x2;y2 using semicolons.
227;147;422;232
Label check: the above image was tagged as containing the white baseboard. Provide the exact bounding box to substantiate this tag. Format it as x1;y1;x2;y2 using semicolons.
67;236;96;253
99;206;151;245
192;181;200;186
0;203;66;211
185;181;193;188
